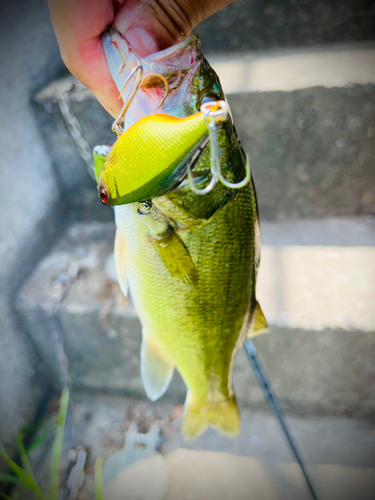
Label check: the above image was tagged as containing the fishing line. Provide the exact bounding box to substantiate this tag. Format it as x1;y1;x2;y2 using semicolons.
244;339;319;500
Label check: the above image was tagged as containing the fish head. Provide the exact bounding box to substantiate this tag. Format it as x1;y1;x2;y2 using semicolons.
94;27;228;205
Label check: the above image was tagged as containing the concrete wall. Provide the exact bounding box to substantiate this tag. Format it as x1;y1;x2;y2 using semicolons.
0;0;65;457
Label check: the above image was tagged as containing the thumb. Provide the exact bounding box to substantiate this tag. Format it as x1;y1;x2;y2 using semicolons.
114;0;235;57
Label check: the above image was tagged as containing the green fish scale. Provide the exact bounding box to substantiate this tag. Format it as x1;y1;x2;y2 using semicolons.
116;182;257;404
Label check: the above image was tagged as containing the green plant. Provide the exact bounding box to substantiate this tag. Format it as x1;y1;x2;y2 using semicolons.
0;389;104;500
94;458;104;500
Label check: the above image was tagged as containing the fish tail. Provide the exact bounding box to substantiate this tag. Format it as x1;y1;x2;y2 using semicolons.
182;395;240;439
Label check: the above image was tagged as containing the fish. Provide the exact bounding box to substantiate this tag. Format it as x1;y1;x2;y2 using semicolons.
94;27;267;439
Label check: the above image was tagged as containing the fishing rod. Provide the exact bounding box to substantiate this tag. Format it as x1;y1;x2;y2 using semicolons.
244;339;319;500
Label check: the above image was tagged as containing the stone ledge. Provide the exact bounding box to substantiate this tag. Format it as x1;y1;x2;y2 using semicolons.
34;81;375;220
16;222;375;422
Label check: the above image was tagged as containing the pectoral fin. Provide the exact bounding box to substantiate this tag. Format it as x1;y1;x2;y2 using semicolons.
150;227;198;285
114;228;128;297
247;302;268;338
141;331;175;401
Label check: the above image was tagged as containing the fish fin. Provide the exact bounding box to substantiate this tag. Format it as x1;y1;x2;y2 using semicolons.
247;301;269;339
150;227;198;285
114;228;128;296
182;395;240;440
141;331;175;401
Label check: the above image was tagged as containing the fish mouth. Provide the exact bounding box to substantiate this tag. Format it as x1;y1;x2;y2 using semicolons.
101;27;203;127
102;26;201;84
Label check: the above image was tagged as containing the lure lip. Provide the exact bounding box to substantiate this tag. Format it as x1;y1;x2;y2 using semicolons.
93;144;112;184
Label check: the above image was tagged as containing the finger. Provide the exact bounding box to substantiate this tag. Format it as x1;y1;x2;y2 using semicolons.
48;0;122;117
114;0;237;55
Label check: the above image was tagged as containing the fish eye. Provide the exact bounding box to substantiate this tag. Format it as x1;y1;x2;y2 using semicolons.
137;200;152;216
99;187;108;205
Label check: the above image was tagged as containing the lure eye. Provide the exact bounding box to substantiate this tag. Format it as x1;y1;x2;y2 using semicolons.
137;200;152;216
100;187;108;205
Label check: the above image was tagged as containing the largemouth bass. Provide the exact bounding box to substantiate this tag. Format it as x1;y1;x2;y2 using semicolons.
95;27;267;439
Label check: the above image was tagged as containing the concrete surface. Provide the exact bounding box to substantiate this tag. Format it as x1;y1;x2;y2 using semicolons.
33;82;113;197
34;81;375;221
25;392;375;500
211;45;375;93
229;85;375;220
33;84;114;222
196;0;375;53
0;0;65;463
16;221;375;422
104;453;375;500
258;246;375;331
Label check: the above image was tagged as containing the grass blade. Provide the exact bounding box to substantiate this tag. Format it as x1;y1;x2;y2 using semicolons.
95;458;104;500
0;444;46;500
16;433;35;482
26;427;50;455
24;417;51;455
0;493;12;500
0;473;19;484
49;387;69;500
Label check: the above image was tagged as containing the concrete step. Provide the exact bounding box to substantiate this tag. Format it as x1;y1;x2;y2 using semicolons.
16;220;375;421
211;44;375;93
34;75;375;221
229;84;375;220
26;392;375;500
195;0;375;54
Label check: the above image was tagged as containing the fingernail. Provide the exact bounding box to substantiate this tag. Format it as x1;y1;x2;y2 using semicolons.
125;28;159;58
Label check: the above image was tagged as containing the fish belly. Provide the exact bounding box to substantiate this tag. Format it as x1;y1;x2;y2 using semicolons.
115;184;257;436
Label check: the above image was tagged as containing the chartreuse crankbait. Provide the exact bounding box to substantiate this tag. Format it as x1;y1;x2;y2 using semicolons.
95;111;208;205
94;27;267;439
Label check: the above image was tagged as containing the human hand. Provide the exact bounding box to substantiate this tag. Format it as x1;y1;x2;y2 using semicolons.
47;0;236;118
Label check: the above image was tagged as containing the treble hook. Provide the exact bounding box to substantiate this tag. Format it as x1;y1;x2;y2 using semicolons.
112;62;169;136
112;63;143;135
187;147;218;196
187;100;251;195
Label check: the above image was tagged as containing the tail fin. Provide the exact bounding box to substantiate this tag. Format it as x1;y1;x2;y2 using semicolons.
182;396;240;440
